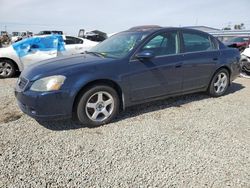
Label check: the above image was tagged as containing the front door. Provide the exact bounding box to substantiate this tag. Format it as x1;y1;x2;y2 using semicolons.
128;31;183;102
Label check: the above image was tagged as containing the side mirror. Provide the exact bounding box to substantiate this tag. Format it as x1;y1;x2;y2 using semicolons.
135;50;155;60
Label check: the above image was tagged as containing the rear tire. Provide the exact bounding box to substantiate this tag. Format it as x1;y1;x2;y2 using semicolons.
75;85;120;127
0;59;16;78
208;69;229;97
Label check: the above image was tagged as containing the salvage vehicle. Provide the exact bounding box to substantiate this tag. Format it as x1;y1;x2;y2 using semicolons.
15;26;241;127
0;35;98;78
224;36;250;52
78;29;108;42
240;47;250;75
11;31;33;43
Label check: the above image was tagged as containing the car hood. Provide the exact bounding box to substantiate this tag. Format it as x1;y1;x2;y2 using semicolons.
21;53;114;81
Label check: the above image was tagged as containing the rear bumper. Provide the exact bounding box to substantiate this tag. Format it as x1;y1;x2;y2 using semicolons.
230;69;240;83
15;89;73;120
230;60;241;83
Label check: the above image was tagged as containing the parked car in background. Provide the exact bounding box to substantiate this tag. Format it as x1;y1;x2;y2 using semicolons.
15;27;241;127
0;35;98;78
240;47;250;75
11;31;33;43
37;31;63;35
224;36;250;52
85;30;108;42
78;29;108;42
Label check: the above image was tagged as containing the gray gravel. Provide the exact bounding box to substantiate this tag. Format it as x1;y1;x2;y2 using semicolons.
0;77;250;187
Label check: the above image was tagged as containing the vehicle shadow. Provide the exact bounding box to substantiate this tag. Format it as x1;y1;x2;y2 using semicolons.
37;82;245;131
225;81;245;95
115;82;245;122
36;119;85;131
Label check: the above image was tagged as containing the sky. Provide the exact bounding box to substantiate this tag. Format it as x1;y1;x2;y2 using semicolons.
0;0;249;36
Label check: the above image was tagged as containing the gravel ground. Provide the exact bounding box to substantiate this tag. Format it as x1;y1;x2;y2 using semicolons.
0;77;250;187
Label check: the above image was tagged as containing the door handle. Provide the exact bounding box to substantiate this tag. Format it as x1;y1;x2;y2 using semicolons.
213;57;218;61
75;47;83;50
175;63;182;68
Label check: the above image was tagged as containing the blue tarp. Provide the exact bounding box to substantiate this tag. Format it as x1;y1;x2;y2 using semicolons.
12;35;65;57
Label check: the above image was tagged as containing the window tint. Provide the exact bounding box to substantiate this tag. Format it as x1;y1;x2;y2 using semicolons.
52;31;63;35
183;32;214;53
143;35;166;49
38;31;51;35
65;36;83;45
141;31;178;56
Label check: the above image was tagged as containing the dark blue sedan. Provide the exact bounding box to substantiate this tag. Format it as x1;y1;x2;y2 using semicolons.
15;26;241;127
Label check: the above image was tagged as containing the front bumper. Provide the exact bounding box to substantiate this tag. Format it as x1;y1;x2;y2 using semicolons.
15;89;74;120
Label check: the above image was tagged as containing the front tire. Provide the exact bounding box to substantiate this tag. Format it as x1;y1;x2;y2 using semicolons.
208;69;229;97
0;59;16;78
75;85;120;127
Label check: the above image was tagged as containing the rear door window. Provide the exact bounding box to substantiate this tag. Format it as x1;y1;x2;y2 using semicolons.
182;32;215;53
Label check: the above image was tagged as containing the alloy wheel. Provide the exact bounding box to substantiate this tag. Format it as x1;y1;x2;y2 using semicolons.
0;62;13;77
213;72;228;94
85;91;114;122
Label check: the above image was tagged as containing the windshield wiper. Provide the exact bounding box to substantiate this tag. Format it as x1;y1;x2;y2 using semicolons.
84;51;106;58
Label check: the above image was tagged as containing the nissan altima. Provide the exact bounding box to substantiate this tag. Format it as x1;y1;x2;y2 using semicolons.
15;26;241;127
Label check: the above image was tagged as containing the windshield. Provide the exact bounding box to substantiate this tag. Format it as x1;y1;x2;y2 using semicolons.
89;32;148;58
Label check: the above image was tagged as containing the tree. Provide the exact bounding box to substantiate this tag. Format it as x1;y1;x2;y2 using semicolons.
234;23;245;30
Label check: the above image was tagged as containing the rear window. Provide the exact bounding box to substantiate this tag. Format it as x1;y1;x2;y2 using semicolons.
64;36;83;45
183;32;215;53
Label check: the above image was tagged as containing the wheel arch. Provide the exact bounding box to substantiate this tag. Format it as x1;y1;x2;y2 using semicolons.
218;66;231;78
72;79;124;115
208;66;231;89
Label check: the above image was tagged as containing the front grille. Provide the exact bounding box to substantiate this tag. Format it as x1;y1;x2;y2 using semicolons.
17;77;29;90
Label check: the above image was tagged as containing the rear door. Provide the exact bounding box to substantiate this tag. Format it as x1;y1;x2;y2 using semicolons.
180;30;219;91
128;30;183;101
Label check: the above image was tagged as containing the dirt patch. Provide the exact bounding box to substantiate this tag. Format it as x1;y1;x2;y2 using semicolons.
0;78;23;124
0;111;22;123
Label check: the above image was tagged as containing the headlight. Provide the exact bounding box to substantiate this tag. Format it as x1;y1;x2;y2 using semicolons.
30;75;66;92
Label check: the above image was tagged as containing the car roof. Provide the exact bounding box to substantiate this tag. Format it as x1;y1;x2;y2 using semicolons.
128;25;163;32
122;26;211;36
